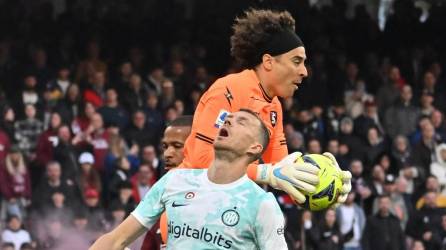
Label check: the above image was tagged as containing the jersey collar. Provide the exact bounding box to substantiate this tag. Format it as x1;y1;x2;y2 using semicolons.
245;69;273;103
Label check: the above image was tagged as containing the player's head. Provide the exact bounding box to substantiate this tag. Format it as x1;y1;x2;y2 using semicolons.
214;109;270;163
231;9;307;98
162;115;193;170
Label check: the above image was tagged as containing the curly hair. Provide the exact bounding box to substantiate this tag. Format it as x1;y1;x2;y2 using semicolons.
230;9;296;69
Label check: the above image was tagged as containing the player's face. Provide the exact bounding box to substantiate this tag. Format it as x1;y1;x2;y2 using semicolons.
214;111;263;159
271;46;308;98
162;126;191;170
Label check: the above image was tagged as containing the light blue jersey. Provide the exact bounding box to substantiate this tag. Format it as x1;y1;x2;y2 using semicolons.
131;169;287;250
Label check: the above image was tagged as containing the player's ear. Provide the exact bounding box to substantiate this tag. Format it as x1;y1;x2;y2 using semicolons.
261;54;274;71
247;143;263;157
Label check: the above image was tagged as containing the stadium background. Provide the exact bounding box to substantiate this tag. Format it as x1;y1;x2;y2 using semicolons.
0;0;446;249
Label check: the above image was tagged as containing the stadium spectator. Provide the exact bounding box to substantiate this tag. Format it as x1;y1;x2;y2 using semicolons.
97;88;129;130
55;84;82;124
107;157;132;201
14;104;43;160
362;194;405;250
376;66;405;115
372;174;410;229
77;152;102;198
13;75;42;119
0;126;11;162
121;73;149;113
336;192;366;250
384;85;421;139
113;62;133;93
415;176;446;209
45;65;72;100
1;107;15;142
1;215;31;250
53;125;78;180
71;101;95;136
431;144;446;188
407;191;445;247
104;134;140;176
315;209;342;250
83;71;107;108
32;161;80;212
83;188;107;233
130;164;156;203
0;146;31;220
75;40;107;85
124;110;157;149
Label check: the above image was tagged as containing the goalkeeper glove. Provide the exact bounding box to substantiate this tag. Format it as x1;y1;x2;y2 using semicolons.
322;152;352;206
257;152;320;204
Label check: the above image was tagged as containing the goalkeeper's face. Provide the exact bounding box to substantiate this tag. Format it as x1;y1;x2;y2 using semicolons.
268;46;308;98
214;111;263;160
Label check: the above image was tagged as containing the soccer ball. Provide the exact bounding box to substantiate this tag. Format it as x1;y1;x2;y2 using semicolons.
295;154;342;211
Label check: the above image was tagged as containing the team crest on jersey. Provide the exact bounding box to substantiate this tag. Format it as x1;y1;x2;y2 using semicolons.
214;109;230;128
270;111;277;127
221;208;239;227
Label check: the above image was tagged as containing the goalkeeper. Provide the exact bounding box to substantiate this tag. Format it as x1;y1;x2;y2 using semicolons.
181;9;351;205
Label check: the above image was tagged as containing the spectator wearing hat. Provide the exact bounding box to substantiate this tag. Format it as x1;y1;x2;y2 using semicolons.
1;215;31;250
83;188;107;233
77;152;102;198
0;146;31;220
373;174;410;229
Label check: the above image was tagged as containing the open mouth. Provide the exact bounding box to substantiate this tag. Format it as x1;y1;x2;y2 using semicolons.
219;128;229;137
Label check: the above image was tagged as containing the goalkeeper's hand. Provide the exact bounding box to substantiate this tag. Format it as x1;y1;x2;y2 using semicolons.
257;152;320;204
322;152;352;206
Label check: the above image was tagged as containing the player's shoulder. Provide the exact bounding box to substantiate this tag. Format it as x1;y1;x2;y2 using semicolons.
209;70;257;93
163;169;206;184
168;168;206;178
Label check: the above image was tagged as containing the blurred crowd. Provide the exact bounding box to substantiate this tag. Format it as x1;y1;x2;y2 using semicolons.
0;0;446;250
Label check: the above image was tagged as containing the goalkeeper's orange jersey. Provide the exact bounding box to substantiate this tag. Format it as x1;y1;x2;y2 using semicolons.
181;69;288;169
